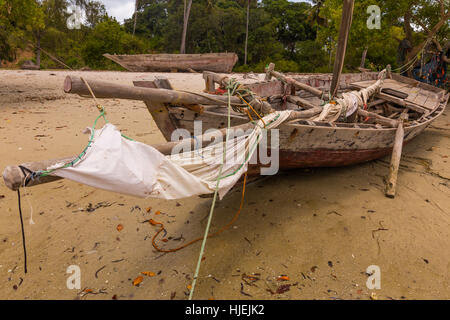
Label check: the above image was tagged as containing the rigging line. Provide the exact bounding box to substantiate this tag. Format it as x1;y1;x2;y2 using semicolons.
17;189;28;274
150;171;248;253
188;87;233;301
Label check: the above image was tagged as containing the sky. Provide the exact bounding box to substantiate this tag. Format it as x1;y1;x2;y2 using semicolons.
100;0;309;23
101;0;135;23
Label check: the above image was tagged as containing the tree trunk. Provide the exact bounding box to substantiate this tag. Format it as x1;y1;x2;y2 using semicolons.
360;46;368;68
244;0;250;65
180;0;193;54
36;32;41;69
132;0;138;36
403;9;413;45
402;2;450;77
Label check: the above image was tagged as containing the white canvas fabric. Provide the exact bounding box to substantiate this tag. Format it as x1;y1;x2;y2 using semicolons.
49;111;292;200
313;69;386;122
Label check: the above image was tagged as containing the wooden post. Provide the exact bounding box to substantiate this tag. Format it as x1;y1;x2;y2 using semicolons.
265;63;323;98
203;72;217;93
265;63;275;81
330;0;354;98
3;157;75;191
360;46;368;68
385;113;408;198
133;78;178;141
386;64;392;79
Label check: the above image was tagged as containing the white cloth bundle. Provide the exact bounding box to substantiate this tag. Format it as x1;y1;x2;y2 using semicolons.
313;70;386;122
49;111;292;200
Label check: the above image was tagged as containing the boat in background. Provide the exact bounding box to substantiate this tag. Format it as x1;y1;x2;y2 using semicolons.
103;52;238;73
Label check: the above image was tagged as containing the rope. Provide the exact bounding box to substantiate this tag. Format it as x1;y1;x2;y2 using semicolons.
150;172;248;253
32;78;134;178
188;86;234;300
392;39;431;73
222;78;268;124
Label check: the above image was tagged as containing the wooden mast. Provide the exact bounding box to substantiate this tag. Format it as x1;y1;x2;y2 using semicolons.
330;0;354;98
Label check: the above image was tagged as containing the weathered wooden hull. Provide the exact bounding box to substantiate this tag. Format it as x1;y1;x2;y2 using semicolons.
103;53;238;73
167;105;444;169
162;72;448;170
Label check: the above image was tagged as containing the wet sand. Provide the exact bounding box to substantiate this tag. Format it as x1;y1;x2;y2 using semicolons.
0;69;449;300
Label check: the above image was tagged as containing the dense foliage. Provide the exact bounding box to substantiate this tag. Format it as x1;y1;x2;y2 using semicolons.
1;0;448;73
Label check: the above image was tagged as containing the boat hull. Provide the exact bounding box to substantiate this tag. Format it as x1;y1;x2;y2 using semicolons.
162;72;448;171
104;53;238;73
168;105;442;169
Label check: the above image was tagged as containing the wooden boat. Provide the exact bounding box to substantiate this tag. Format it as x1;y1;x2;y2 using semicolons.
3;69;448;195
139;70;448;170
103;52;238;73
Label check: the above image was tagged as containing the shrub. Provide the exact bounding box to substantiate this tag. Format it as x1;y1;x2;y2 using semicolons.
81;18;148;70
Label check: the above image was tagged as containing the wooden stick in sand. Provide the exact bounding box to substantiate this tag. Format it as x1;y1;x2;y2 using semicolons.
385;113;408;198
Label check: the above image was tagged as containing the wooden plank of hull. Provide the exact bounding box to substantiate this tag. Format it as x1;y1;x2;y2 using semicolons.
278;147;394;169
350;80;438;113
103;53;239;73
167;101;446;170
133;79;177;141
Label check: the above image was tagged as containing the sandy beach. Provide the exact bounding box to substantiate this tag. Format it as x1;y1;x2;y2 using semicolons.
0;69;449;300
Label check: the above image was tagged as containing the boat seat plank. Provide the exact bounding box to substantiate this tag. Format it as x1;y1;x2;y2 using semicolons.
350;79;439;113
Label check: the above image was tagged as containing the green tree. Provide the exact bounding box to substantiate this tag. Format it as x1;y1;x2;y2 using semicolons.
0;0;44;62
124;0;169;51
82;18;148;69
